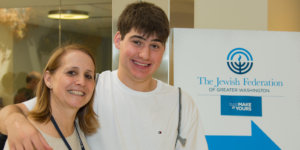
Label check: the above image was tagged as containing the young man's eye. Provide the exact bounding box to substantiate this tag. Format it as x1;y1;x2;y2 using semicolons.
133;40;142;46
151;44;159;49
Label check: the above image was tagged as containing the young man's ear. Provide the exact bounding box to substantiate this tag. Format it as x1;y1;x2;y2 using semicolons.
114;31;122;49
44;71;52;89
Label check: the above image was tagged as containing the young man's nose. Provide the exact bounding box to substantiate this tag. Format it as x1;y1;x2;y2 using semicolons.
138;47;150;60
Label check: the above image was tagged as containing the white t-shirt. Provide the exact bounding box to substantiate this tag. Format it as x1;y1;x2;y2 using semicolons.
25;70;208;150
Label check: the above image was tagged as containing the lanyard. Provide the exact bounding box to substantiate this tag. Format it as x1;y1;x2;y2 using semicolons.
175;87;186;147
50;116;85;150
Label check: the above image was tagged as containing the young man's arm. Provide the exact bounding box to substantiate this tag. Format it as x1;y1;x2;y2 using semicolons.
0;104;52;150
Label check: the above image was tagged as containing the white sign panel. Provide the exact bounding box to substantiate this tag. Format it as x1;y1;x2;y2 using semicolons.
173;28;300;150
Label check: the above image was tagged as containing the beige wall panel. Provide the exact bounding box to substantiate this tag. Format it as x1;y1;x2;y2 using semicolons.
268;0;300;31
170;0;194;28
194;0;268;30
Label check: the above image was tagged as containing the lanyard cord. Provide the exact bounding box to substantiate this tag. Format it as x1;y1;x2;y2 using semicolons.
175;87;187;148
50;116;85;150
74;122;85;150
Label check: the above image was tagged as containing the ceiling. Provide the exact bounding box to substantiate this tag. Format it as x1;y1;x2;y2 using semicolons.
0;0;112;37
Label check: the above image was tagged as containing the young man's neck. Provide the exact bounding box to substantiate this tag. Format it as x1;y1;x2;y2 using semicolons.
117;70;157;92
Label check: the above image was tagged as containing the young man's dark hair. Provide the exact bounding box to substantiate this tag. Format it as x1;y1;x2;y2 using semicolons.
117;2;170;44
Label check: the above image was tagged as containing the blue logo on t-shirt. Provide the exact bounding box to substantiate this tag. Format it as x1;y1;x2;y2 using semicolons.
227;48;253;75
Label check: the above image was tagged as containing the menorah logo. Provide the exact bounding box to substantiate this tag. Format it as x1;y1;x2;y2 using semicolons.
227;48;253;75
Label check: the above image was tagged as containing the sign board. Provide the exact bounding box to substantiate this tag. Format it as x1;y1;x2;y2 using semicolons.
173;28;300;150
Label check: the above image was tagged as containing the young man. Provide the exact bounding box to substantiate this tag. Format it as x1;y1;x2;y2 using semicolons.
0;2;208;150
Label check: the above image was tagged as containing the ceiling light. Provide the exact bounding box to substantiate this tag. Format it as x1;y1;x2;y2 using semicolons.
48;10;89;20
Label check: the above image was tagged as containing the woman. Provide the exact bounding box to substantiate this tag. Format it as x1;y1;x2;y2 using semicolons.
4;44;99;150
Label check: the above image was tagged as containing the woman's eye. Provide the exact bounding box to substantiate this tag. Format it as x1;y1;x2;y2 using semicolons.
67;71;76;76
85;74;93;80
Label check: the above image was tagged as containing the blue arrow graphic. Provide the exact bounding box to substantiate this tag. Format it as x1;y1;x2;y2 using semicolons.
205;121;280;150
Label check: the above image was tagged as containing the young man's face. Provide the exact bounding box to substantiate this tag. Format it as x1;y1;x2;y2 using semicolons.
115;29;165;83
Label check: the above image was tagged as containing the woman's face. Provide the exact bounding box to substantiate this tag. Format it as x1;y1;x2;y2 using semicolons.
45;50;95;110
